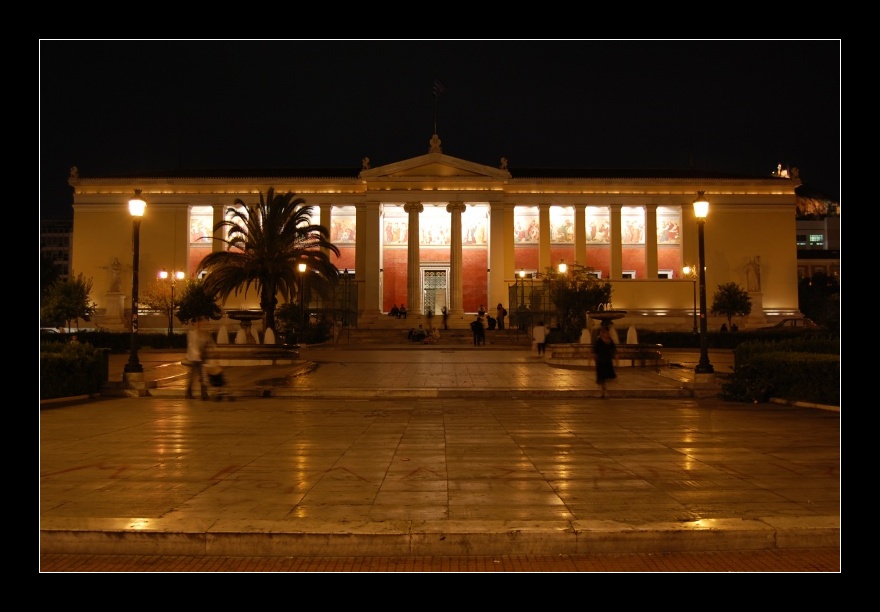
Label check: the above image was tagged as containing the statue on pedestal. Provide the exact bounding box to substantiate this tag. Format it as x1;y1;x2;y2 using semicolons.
104;257;123;292
745;256;761;292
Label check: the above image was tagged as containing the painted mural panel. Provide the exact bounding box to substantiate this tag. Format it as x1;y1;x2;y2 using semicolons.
550;206;574;244
462;205;487;245
382;206;407;246
657;206;682;245
420;206;450;245
190;206;213;244
622;206;645;244
514;207;539;243
586;207;611;243
332;208;357;244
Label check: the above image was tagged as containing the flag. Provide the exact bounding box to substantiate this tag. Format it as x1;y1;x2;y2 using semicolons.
433;79;447;98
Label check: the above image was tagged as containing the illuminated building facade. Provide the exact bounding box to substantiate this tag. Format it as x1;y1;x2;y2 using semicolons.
68;135;803;332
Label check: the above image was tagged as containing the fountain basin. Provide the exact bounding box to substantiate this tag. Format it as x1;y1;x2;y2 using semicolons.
587;310;627;321
226;310;264;345
227;310;264;322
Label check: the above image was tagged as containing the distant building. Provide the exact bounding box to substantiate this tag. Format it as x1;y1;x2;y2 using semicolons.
40;218;73;282
67;134;808;331
795;188;840;280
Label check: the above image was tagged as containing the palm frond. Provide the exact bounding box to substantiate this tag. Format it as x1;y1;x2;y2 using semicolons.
199;188;341;330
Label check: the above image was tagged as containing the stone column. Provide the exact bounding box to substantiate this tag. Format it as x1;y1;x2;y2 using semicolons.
212;204;225;253
447;201;466;316
574;203;587;267
356;201;383;315
610;204;623;279
404;202;423;315
645;204;659;277
539;204;552;272
320;203;332;258
488;201;513;309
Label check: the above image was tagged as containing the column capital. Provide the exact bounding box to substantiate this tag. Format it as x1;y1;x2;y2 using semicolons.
403;202;424;214
446;202;466;214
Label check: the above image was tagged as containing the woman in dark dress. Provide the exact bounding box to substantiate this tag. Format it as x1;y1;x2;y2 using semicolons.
593;324;617;398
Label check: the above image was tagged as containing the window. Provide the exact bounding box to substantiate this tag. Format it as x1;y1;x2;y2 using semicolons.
809;234;825;247
622;270;636;279
658;270;673;279
796;234;807;247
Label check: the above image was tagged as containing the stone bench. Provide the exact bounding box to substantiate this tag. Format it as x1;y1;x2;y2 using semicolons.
550;343;664;367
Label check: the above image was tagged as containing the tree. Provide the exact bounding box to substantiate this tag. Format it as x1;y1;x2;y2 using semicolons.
140;278;174;335
542;263;613;342
40;272;97;332
198;188;340;332
710;282;752;327
175;279;223;326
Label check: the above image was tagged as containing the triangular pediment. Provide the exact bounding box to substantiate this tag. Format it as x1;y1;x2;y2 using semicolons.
361;152;510;180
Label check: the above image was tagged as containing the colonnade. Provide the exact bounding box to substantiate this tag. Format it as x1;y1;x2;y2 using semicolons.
341;201;682;317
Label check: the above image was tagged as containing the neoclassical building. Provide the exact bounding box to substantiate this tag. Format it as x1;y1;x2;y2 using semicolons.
69;134;803;332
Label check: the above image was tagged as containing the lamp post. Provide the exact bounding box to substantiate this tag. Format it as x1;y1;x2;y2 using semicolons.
518;268;526;309
693;191;714;374
158;268;186;336
124;190;146;376
517;269;527;332
298;262;307;339
558;259;567;337
682;265;698;334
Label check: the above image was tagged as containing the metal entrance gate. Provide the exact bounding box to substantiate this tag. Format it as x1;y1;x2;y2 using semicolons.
422;268;447;315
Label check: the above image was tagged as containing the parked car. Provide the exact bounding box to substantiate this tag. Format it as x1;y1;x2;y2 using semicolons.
758;317;821;331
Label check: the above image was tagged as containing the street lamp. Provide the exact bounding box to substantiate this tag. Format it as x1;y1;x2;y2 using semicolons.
558;259;567;337
693;191;714;374
682;265;698;334
124;190;146;376
158;268;186;336
298;262;307;339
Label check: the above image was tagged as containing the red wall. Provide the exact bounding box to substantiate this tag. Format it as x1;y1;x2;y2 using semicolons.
461;247;488;312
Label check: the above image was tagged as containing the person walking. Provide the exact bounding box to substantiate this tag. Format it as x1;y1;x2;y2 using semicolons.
470;316;485;346
441;306;448;330
593;323;617;399
185;320;212;400
531;320;548;356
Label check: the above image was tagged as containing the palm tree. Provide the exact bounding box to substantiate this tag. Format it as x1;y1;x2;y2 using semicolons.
198;188;340;332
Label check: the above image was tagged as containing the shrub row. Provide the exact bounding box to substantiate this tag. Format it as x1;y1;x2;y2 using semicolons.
719;337;840;405
40;342;111;400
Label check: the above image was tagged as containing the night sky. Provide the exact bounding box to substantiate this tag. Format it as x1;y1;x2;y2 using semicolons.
39;40;840;220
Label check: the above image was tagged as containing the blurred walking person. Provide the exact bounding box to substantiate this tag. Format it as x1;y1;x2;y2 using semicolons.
593;323;617;399
185;320;212;400
532;320;548;356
